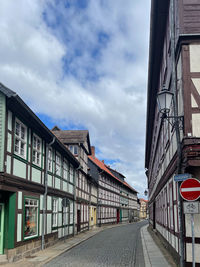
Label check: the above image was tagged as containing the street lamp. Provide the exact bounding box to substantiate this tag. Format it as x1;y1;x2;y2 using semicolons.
157;88;185;267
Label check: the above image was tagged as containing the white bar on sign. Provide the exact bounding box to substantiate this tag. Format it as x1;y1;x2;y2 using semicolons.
181;187;200;192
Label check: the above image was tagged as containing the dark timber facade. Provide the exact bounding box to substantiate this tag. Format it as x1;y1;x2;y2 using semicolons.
145;1;200;266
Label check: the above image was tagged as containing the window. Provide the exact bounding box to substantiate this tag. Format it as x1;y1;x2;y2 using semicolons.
48;148;52;172
52;199;58;227
15;119;27;158
55;154;61;176
69;164;74;183
69;145;78;155
24;197;39;239
63;160;69;180
62;206;69;225
33;134;41;165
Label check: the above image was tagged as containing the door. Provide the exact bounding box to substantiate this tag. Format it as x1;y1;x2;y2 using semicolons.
153;202;156;229
0;204;4;254
117;209;120;223
94;208;96;225
77;210;81;232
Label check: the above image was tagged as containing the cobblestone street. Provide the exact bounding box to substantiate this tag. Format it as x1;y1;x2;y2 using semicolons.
45;221;147;267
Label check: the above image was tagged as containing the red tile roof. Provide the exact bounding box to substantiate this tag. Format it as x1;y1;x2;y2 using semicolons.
89;155;137;193
140;198;148;202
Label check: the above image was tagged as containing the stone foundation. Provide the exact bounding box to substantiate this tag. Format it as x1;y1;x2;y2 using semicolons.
6;234;58;263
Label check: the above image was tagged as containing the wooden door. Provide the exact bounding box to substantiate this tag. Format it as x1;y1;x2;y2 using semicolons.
77;209;81;232
0;204;4;254
117;209;120;223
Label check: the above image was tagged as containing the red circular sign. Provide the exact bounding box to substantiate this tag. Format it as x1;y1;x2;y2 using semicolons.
180;178;200;201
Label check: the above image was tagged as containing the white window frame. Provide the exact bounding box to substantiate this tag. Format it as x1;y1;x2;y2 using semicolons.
32;134;42;166
14;119;27;158
52;198;58;227
69;164;74;183
63;160;69;180
48;147;52;172
24;197;39;239
55;153;61;176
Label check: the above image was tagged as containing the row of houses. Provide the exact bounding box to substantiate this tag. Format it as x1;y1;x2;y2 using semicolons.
0;83;139;262
145;0;200;266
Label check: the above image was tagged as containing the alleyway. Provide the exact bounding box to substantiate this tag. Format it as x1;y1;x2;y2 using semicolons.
45;221;147;267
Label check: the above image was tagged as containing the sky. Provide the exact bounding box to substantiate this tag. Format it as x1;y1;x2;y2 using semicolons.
0;0;151;198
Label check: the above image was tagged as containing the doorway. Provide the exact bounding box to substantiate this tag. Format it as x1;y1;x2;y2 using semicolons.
77;209;81;232
0;204;4;254
117;209;120;223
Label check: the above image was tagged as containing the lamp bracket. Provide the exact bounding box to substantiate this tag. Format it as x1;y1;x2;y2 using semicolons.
161;114;184;131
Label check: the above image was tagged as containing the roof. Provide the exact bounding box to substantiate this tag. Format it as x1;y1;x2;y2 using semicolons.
0;82;17;97
52;128;91;154
0;82;79;167
140;198;148;203
89;155;137;194
145;0;170;169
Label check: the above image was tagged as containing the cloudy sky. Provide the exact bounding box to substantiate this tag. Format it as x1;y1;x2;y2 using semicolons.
0;0;150;198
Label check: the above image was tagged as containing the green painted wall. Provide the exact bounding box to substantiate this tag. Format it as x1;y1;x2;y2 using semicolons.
0;93;6;172
5;193;16;249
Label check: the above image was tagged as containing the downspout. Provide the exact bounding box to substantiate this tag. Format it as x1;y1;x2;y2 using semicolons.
73;165;81;236
41;136;56;250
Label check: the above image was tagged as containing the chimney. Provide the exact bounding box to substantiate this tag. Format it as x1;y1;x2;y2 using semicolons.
102;160;104;164
91;146;95;157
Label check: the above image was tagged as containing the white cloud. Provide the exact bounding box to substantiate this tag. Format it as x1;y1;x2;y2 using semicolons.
0;0;150;198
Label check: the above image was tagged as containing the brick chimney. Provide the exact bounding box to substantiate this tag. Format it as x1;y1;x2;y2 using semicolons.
91;146;95;157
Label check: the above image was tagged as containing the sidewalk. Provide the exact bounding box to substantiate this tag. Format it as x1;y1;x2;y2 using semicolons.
4;222;174;267
141;224;172;267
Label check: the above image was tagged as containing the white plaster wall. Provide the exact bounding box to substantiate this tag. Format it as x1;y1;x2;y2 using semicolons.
190;44;200;72
192;113;200;137
186;243;200;263
17;214;22;242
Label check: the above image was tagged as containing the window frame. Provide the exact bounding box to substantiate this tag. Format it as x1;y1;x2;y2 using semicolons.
32;134;42;166
23;196;39;240
52;198;58;227
14;118;27;159
55;153;61;176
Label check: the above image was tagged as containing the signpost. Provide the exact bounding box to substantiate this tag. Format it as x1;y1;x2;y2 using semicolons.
180;178;200;267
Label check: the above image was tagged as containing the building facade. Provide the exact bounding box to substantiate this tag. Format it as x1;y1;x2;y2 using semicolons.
51;128;92;233
88;147;138;225
139;199;148;220
145;1;200;266
0;84;79;262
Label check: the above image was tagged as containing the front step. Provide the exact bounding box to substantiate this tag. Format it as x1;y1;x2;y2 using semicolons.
0;255;8;265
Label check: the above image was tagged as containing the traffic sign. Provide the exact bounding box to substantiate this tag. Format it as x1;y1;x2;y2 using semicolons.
180;178;200;201
174;173;192;182
183;201;199;214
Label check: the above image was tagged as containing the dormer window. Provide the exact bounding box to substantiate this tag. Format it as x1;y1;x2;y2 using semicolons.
14;119;27;158
69;145;78;155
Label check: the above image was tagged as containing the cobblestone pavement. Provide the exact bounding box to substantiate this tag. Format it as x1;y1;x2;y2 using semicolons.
45;221;147;267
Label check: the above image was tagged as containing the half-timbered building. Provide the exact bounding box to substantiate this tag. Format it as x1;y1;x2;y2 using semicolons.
88;147;138;225
0;83;79;262
145;1;200;266
51;128;92;233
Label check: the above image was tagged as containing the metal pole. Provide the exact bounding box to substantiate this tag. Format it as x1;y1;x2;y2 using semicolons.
191;214;195;267
170;0;185;266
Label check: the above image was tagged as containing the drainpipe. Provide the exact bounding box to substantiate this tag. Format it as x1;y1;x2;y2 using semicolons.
73;165;81;236
41;137;56;250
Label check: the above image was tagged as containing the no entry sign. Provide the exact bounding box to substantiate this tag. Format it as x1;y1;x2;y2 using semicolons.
180;178;200;201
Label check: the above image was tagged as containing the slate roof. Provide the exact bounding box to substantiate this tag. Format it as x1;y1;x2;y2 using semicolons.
0;82;17;97
52;128;91;154
89;155;137;194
